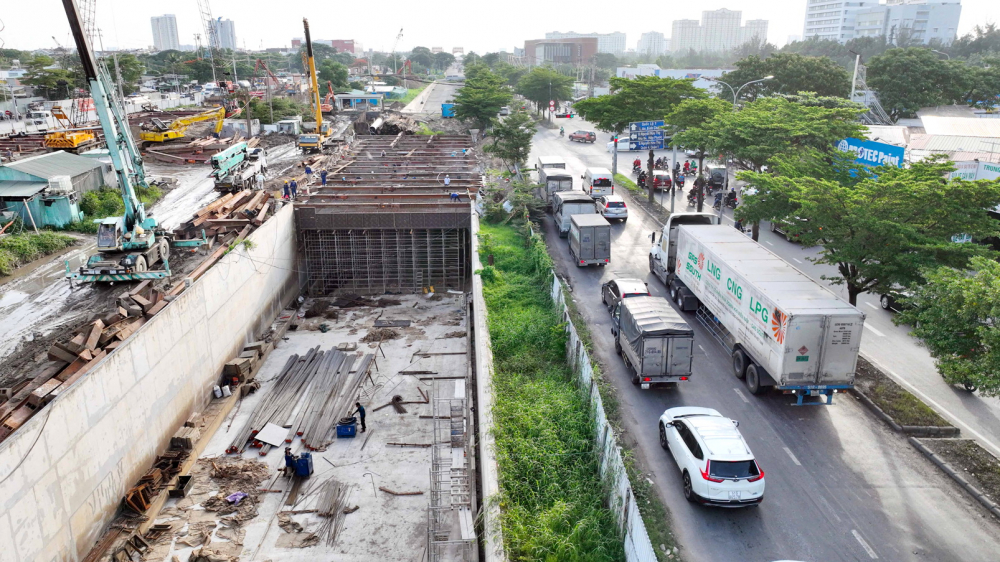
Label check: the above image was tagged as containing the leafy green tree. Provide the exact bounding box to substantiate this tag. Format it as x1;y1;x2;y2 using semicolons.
409;46;434;68
481;52;501;68
737;158;1000;305
318;60;349;89
332;51;355;66
515;67;574;117
867;48;969;119
22;55;76;100
103;53;145;95
966;58;1000;110
453;69;512;130
593;53;618;69
721;53;851;100
485;111;535;172
464;52;481;66
897;257;1000;395
950;23;1000;59
666;98;731;210
433;51;456;71
573;75;705;132
247;97;311;124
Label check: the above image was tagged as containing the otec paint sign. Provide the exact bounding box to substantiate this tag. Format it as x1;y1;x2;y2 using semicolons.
837;138;905;168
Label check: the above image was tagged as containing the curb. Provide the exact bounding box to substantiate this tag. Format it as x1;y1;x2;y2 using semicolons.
908;437;1000;520
849;388;960;437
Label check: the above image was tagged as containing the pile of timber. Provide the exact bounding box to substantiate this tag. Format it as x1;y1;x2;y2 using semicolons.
144;135;260;164
171;188;272;245
0;281;167;442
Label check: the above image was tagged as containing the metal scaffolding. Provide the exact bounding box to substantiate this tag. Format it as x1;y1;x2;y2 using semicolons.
428;380;475;561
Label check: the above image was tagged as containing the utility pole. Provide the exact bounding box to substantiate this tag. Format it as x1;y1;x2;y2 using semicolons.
671;141;678;213
612;138;618;176
647;149;655;205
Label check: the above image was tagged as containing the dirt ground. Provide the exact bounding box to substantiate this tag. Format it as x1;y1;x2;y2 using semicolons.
854;356;951;427
924;438;1000;505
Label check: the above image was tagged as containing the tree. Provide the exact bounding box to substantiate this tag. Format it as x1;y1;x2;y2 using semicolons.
573;75;705;132
434;51;456;71
485;111;535;171
464;52;481;66
666;98;731;210
103;53;145;95
966;58;1000;110
951;23;1000;59
409;46;434;68
737;157;1000;305
481;52;501;68
593;53;618;69
453;69;512;131
247;96;311;124
721;53;852;101
897;257;1000;396
22;55;76;100
515;67;574;118
318;60;349;89
867;48;969;119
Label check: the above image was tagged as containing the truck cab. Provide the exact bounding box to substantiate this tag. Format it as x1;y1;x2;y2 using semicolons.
648;212;720;285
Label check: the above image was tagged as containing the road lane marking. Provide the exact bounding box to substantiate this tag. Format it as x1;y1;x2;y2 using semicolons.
864;302;878;310
698;344;706;354
734;388;750;403
765;241;774;246
792;258;803;263
852;529;879;559
864;325;885;337
817;495;842;522
782;446;801;466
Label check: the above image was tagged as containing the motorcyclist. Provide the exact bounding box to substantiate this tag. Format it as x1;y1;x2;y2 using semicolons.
683;161;691;174
637;170;647;187
559;126;565;136
633;157;642;170
714;191;723;209
725;188;737;207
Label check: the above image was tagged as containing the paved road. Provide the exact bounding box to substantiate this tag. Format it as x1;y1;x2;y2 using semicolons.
528;118;1000;561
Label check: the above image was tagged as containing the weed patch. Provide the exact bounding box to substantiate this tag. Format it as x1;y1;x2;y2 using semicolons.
855;357;950;427
479;222;624;561
63;185;164;234
0;231;76;276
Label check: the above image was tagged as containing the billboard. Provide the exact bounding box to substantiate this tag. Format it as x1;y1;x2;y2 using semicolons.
836;138;905;168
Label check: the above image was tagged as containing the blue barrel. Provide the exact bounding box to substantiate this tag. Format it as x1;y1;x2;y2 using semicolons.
295;452;314;477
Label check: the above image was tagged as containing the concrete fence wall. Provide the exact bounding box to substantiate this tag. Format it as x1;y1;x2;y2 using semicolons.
549;274;659;562
0;204;300;562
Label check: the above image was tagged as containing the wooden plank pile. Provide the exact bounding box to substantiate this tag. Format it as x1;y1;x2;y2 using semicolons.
0;281;166;442
144;135;260;164
171;188;272;246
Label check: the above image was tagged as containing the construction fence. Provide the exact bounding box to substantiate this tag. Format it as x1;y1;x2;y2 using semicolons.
549;272;660;562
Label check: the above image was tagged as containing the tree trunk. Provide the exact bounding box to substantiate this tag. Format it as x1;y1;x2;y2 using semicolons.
847;283;860;306
751;221;759;242
647;149;655;205
696;152;707;212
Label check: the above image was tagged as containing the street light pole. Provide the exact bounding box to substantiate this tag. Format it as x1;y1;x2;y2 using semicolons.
931;49;951;60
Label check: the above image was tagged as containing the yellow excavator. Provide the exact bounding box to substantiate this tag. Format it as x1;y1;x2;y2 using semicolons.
139;106;226;143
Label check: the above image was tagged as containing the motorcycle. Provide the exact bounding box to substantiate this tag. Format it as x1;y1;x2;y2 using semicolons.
686;190;699;206
675;175;686;189
559;129;565;137
632;163;642;174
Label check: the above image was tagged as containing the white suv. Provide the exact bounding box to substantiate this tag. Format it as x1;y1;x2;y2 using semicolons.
598;194;628;222
658;407;765;507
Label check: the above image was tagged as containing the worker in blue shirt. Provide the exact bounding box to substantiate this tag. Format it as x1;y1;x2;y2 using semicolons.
284;447;296;476
320;169;328;186
289;179;298;199
353;402;366;432
304;164;312;176
282;180;290;200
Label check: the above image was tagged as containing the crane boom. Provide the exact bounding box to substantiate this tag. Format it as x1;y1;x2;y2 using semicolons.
296;18;328;152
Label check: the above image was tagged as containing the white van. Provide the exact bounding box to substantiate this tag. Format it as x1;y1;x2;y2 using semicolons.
583;167;614;199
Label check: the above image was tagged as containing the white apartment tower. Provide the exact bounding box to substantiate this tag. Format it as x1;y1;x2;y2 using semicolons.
214;19;237;50
803;0;959;44
545;31;627;54
671;20;702;53
670;10;770;53
150;14;180;52
637;32;670;55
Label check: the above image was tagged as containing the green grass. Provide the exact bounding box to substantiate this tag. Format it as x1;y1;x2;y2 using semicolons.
0;230;76;276
614;173;642;194
855;357;951;427
62;184;164;234
398;84;428;105
479;222;625;562
416;122;446;136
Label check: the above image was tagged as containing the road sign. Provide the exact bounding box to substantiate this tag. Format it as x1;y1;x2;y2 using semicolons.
629;131;664;141
629;141;663;151
629;120;664;132
549;100;555;108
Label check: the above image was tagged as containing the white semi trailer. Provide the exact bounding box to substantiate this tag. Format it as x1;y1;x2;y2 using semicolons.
648;213;865;405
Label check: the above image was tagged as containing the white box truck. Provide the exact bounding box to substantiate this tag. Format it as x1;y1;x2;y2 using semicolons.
611;296;695;388
582;167;614;199
648;213;865;404
537;156;574;211
553;191;597;238
568;214;611;266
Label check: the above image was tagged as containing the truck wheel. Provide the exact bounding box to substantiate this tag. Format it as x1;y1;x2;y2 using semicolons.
134;256;147;273
746;364;765;395
648;255;655;273
159;238;170;261
668;284;678;300
659;424;670;450
614;338;622;355
732;349;747;379
675;291;686;310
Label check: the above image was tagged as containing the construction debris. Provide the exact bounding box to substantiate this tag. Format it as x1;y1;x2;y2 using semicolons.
171;188;273;247
360;327;400;342
378;487;424;496
144;135;261;164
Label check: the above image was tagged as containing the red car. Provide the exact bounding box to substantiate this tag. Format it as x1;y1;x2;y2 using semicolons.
569;130;596;143
650;170;672;190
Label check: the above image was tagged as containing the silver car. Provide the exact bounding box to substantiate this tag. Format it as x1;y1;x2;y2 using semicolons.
598;195;628;222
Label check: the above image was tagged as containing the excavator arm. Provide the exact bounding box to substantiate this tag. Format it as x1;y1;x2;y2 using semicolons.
140;106;226;143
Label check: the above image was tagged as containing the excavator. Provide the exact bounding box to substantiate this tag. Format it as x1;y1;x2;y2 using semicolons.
296;18;330;154
139;106;226;144
321;81;335;114
61;0;170;282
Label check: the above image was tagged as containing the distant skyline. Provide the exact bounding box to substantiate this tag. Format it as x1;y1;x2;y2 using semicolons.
0;0;993;54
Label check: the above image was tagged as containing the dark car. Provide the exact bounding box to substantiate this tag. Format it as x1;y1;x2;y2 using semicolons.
879;289;913;312
569;130;596;143
706;167;727;189
769;217;809;243
601;278;651;313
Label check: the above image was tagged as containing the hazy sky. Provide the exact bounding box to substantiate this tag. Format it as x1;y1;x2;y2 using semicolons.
1;0;995;54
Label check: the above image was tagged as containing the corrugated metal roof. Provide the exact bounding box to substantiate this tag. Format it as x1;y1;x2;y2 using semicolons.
909;134;1000;153
0;181;48;198
920;116;1000;137
5;151;103;180
910;150;1000;164
864;126;909;146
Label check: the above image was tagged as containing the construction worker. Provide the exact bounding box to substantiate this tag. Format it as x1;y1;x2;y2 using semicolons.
284;447;296;476
289;179;298;199
282;180;290;200
380;149;386;157
444;174;451;187
320;169;328;186
353;402;366;432
304;164;312;176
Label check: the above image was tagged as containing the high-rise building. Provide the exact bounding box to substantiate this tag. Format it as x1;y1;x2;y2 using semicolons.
803;0;958;44
670;10;769;53
524;37;599;66
150;14;180;52
637;32;669;56
213;19;237;50
545;31;627;54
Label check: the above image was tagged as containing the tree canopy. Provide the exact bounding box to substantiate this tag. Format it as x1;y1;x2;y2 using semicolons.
720;53;852;101
318;60;349;89
866;48;969;119
897;256;1000;396
452;68;512;131
515;67;574;116
485;111;535;171
573;75;706;132
737;157;1000;305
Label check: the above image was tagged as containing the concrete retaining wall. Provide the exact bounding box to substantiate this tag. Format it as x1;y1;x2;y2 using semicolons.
0;204;299;562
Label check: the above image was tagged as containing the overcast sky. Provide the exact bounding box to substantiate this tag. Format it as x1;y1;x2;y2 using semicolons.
1;0;994;54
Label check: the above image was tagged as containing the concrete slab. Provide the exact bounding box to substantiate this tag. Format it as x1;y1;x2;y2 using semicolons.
155;293;472;561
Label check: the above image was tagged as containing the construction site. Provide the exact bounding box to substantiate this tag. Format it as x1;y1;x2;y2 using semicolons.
0;2;489;561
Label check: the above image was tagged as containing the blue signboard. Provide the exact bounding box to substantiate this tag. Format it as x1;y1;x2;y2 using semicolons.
629;120;664;132
629;131;664;141
836;138;904;168
629;141;662;151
